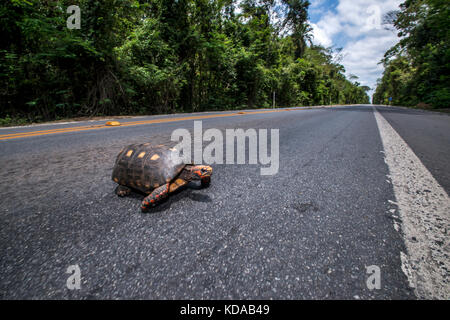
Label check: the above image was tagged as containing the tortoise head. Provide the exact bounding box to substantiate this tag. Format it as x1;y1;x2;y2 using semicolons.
189;165;213;180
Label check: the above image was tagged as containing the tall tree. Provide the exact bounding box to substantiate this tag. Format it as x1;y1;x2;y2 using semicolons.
374;0;450;108
280;0;311;58
0;0;370;124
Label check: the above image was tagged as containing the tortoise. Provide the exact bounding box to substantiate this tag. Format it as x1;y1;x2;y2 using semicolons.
112;143;212;212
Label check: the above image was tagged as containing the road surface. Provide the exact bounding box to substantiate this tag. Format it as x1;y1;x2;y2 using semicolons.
0;105;449;299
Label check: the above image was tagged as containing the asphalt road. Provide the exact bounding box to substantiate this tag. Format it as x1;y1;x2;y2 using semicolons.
0;105;449;299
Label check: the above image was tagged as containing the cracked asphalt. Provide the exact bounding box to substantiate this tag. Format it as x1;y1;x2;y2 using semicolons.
0;105;448;299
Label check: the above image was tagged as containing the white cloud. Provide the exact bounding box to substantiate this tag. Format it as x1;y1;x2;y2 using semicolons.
310;0;402;99
342;34;399;89
310;0;326;9
310;22;333;47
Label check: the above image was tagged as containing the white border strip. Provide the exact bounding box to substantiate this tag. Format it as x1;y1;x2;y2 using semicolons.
373;106;450;299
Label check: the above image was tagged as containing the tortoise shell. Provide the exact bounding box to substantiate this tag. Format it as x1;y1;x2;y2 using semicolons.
112;143;185;194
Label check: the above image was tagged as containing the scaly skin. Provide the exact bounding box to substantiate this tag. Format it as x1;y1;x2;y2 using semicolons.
141;183;170;212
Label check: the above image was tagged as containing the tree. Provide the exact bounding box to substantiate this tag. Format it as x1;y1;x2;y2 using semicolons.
280;0;312;59
0;0;370;124
374;0;450;108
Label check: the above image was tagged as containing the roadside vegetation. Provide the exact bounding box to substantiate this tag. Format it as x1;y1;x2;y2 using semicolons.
374;0;449;109
0;0;370;125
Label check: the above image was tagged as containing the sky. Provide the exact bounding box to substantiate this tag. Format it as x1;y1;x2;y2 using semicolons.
308;0;402;99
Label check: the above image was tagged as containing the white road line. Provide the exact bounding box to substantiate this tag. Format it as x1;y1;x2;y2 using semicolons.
373;107;450;299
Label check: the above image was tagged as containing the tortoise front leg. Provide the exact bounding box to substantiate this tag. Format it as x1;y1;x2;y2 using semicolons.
201;176;211;188
141;183;170;212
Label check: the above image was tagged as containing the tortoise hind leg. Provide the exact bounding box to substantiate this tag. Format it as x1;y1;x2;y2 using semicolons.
115;185;131;197
141;183;170;212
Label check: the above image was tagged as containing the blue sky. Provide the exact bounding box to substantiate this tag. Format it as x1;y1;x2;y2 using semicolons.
308;0;403;98
309;0;337;27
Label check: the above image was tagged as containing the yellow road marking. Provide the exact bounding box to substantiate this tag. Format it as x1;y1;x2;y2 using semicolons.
105;121;121;126
0;108;299;141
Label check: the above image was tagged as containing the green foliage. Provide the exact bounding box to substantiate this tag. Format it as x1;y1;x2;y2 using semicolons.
374;0;450;108
0;0;369;124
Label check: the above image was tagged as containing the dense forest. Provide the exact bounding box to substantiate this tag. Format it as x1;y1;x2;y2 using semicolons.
374;0;449;109
0;0;370;125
